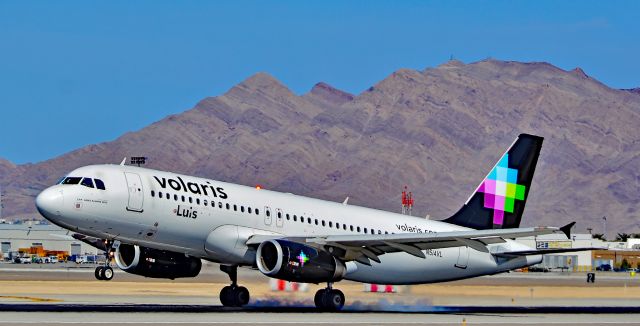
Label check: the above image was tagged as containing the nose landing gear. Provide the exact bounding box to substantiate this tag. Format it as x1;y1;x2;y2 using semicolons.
94;240;114;281
219;265;250;307
314;282;345;311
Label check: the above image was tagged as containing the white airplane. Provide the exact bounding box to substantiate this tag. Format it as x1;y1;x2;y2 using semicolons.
35;134;594;311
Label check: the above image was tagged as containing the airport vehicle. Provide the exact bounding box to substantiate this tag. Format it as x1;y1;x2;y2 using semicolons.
35;134;597;311
14;257;31;264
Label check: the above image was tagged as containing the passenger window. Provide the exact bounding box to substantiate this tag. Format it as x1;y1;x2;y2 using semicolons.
62;177;82;185
255;209;259;215
166;193;170;200
308;218;312;224
80;178;94;188
329;221;332;228
181;196;185;202
174;194;178;201
151;190;155;197
248;207;252;214
219;202;223;209
203;199;207;206
277;211;282;218
385;231;389;234
350;225;354;231
266;210;271;217
293;215;297;222
286;214;290;220
233;205;237;212
357;226;361;232
322;220;326;227
364;228;367;234
336;223;340;229
378;230;382;234
94;179;106;190
226;203;230;210
241;206;245;213
314;219;318;225
158;191;163;198
197;198;201;205
189;197;193;204
343;224;347;230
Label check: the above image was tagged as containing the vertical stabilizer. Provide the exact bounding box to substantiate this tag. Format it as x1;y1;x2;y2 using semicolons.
443;134;543;230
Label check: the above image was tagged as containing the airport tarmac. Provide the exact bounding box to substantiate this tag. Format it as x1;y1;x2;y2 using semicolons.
1;263;639;325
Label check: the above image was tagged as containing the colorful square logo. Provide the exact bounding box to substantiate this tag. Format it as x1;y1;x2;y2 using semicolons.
477;154;526;226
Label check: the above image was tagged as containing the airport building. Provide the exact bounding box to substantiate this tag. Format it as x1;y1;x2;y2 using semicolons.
0;222;99;261
516;234;640;271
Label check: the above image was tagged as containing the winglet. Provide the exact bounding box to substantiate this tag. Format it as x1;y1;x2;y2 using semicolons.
120;157;127;166
343;197;349;205
560;222;576;239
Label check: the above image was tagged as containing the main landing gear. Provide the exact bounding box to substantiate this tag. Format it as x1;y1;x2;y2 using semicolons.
95;240;114;281
219;265;250;307
314;282;345;311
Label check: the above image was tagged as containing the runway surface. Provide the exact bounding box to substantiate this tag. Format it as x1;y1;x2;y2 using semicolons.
1;263;639;325
1;307;639;326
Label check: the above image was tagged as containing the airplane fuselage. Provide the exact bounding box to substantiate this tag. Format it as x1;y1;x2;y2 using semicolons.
37;164;540;285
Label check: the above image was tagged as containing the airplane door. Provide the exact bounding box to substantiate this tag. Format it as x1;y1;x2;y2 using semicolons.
275;208;284;228
455;246;469;269
264;206;272;226
124;172;144;212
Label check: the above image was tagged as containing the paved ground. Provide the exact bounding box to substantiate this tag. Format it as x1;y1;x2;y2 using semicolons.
1;310;639;326
1;263;639;325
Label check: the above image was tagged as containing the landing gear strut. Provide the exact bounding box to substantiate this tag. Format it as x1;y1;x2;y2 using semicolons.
314;282;345;311
219;265;250;307
95;240;114;281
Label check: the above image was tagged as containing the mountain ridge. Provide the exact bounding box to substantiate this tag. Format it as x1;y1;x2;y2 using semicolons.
2;59;639;237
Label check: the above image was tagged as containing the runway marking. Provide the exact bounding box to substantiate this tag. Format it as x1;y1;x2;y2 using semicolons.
0;295;63;302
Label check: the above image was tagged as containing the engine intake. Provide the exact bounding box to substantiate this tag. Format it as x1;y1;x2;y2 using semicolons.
114;243;201;279
256;239;345;283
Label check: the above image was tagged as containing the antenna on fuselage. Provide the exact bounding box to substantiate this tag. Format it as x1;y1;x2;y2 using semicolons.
120;157;127;166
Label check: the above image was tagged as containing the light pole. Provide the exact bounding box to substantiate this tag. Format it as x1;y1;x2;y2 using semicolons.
602;216;607;240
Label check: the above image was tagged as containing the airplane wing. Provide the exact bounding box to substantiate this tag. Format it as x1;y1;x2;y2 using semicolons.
247;223;576;265
70;233;109;251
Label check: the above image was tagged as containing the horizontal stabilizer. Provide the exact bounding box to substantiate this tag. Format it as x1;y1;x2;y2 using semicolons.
492;247;605;258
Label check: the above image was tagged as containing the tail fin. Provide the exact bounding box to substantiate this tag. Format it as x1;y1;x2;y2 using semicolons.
443;134;543;230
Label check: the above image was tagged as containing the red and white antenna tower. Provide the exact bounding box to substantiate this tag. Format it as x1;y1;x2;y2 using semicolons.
401;186;414;215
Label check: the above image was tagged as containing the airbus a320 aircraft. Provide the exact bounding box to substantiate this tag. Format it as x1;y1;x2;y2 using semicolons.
35;134;594;311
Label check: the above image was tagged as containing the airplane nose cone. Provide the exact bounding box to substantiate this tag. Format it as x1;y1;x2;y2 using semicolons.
36;187;63;220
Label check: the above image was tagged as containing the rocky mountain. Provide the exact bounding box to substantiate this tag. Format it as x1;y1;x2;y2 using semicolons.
2;59;639;237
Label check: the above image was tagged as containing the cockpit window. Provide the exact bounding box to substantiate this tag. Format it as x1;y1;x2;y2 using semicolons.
81;178;94;188
95;179;106;190
62;177;82;185
56;177;66;185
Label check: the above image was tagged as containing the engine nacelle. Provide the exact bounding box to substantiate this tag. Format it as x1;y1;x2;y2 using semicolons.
114;243;201;279
256;239;346;283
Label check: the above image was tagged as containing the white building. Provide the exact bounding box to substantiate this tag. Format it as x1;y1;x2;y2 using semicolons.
516;233;606;271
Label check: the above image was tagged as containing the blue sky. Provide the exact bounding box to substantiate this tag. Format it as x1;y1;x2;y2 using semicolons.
1;1;638;164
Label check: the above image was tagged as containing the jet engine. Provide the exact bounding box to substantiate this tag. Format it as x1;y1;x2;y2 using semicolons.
256;239;346;283
114;243;201;279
